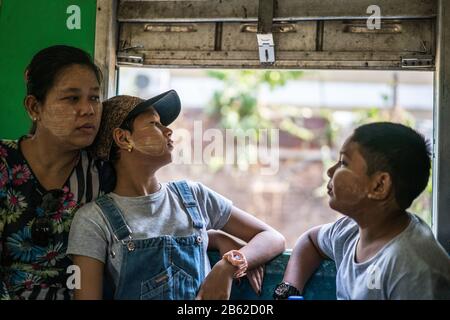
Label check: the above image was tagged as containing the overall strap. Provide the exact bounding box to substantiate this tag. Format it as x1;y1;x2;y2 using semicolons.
171;180;204;229
95;195;132;241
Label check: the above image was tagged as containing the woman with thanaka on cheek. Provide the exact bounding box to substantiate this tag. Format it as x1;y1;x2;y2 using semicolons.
275;122;450;300
0;45;115;300
67;91;285;300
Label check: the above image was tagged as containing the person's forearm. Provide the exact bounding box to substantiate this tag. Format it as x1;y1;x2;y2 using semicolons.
239;230;285;270
72;256;104;300
282;231;324;294
207;230;245;255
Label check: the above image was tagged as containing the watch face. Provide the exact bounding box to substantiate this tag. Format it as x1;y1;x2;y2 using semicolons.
274;283;290;299
273;282;299;300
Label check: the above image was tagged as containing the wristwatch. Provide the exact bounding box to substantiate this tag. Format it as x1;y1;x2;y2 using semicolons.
273;281;301;300
222;250;248;278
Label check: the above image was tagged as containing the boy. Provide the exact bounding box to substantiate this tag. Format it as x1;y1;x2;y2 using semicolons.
275;122;450;300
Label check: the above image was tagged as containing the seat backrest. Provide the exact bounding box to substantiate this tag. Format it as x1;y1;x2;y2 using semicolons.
208;250;337;300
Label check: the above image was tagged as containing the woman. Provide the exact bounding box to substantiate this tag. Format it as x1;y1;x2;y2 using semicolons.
0;45;111;300
67;92;286;300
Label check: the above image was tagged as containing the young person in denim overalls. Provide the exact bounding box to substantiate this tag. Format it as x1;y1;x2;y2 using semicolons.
67;90;286;300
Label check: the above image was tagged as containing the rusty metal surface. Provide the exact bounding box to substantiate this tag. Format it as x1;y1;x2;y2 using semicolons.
120;22;216;51
132;50;433;70
95;0;118;98
275;0;436;20
119;0;259;22
222;22;317;51
117;1;436;69
118;0;436;22
433;0;450;251
119;18;435;70
323;19;434;53
257;0;274;33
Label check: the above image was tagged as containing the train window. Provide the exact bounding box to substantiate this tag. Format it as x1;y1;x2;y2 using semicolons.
117;67;433;248
108;0;449;251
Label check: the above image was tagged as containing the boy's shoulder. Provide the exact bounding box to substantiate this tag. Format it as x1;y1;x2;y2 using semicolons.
70;197;114;236
166;180;208;198
322;215;359;241
317;216;359;259
167;179;201;189
389;214;440;251
383;213;450;272
74;199;105;221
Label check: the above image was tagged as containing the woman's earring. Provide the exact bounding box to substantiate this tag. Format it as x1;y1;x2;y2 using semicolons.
127;144;133;153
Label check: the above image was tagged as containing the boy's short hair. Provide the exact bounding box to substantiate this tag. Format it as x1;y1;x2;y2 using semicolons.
351;122;431;210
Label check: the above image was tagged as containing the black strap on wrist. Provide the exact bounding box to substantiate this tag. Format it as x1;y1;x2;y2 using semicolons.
273;281;301;300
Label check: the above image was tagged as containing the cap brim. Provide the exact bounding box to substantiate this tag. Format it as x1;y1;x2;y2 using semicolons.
125;89;181;126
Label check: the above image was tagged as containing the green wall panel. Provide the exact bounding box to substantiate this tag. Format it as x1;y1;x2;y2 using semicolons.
0;0;97;139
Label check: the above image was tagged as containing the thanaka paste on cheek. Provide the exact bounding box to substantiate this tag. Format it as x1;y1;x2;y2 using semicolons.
332;169;368;206
132;129;166;156
40;103;77;137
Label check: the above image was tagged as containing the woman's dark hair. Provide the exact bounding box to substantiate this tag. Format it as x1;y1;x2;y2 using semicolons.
351;122;431;210
25;45;102;134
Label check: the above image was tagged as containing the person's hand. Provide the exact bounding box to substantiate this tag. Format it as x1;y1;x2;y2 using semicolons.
246;265;264;296
196;259;235;300
206;231;266;296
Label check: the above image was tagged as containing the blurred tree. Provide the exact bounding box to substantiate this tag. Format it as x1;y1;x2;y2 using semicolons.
205;70;310;174
207;70;303;131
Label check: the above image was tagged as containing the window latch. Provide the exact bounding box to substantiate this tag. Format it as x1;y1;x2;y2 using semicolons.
257;0;275;65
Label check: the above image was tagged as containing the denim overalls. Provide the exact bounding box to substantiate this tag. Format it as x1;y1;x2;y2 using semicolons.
95;181;207;300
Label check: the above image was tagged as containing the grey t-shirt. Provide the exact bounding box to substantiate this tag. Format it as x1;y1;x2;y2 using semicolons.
318;213;450;300
67;181;233;291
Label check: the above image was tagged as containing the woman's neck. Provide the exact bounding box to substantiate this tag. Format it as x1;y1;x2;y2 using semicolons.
20;134;81;190
22;134;79;171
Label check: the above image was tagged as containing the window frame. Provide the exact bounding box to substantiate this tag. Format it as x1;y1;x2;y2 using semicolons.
95;0;450;251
